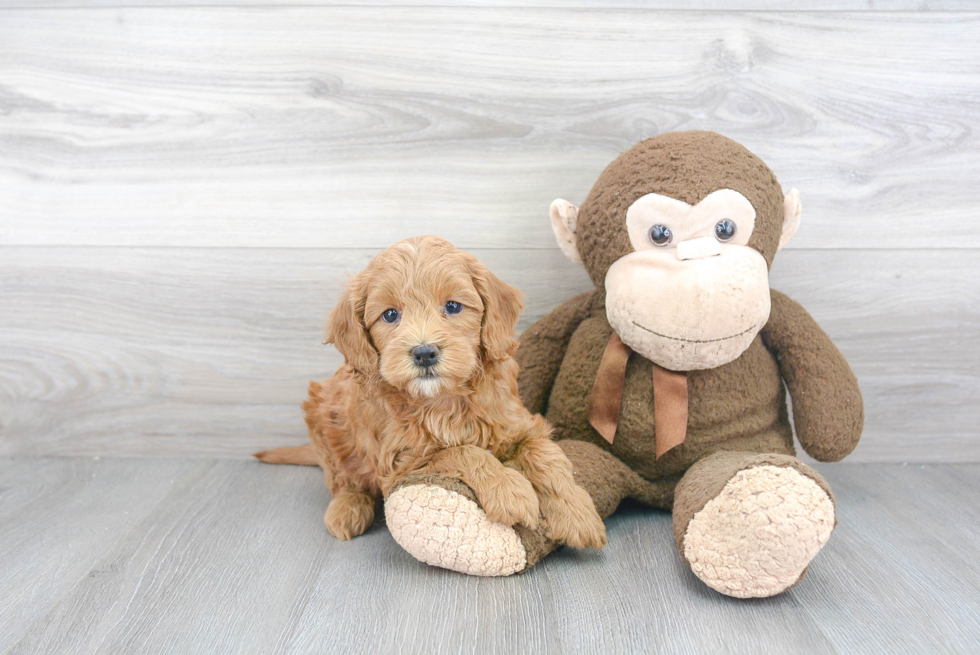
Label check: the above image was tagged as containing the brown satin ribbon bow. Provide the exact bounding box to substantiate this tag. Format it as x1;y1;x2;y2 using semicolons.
587;332;689;460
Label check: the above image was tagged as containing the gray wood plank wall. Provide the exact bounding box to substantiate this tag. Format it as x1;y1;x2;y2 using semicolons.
1;5;978;461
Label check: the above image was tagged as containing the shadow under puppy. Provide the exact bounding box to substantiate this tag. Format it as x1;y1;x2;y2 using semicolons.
256;236;605;565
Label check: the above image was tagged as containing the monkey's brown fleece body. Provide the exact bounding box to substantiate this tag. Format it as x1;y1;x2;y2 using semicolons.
402;132;863;594
504;286;859;569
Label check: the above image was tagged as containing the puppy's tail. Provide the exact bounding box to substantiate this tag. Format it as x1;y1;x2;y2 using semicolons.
253;443;318;466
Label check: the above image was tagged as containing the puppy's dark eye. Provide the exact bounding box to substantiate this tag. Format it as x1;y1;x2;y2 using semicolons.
381;308;400;323
714;219;737;242
649;225;672;246
445;301;463;315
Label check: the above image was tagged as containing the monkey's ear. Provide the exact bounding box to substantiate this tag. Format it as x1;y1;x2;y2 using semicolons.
778;188;802;251
550;199;583;264
324;277;378;375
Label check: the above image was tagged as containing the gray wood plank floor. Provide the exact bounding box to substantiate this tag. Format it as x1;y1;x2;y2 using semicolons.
3;458;979;654
0;2;975;9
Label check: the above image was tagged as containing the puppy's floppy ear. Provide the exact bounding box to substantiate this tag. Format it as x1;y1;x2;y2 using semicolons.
465;255;524;361
325;276;378;374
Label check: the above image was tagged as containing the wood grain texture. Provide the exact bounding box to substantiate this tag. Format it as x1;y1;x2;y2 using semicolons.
7;459;338;654
1;246;976;461
0;457;203;653
1;9;978;250
1;7;976;463
769;249;980;463
0;246;591;457
0;2;976;9
5;458;980;654
797;464;980;654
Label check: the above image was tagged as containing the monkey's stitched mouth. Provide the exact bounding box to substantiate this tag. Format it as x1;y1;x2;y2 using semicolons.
631;321;758;344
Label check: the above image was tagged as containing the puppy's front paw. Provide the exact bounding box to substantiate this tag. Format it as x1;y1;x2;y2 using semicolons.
479;468;540;529
541;487;607;550
562;510;607;550
324;492;375;541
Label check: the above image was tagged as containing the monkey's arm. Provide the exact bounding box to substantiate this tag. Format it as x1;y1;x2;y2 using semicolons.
761;289;864;462
516;290;596;415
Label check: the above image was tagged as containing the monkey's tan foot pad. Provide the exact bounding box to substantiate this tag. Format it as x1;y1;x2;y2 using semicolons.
385;484;527;577
682;465;835;598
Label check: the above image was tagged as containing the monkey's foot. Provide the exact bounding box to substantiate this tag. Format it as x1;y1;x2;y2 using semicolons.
385;476;527;577
676;454;836;598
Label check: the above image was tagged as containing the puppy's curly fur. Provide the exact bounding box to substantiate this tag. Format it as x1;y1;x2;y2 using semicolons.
257;236;606;550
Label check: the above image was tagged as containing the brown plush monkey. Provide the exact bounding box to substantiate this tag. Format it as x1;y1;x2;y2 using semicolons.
385;131;863;597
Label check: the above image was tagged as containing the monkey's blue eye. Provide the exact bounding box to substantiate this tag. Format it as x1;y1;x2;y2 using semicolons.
445;301;463;315
381;309;400;323
714;219;737;242
649;225;672;246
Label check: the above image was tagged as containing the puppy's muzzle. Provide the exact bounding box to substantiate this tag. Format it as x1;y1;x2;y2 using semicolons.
411;344;440;369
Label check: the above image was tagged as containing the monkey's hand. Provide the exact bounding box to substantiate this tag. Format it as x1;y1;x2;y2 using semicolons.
516;290;596;415
761;289;864;462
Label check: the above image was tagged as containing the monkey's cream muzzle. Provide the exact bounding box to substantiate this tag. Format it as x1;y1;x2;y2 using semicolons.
604;243;771;371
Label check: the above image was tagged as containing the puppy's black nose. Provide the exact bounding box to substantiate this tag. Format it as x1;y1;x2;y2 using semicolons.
412;344;440;368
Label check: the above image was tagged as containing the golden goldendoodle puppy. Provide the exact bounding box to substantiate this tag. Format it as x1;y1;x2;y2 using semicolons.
257;236;606;556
